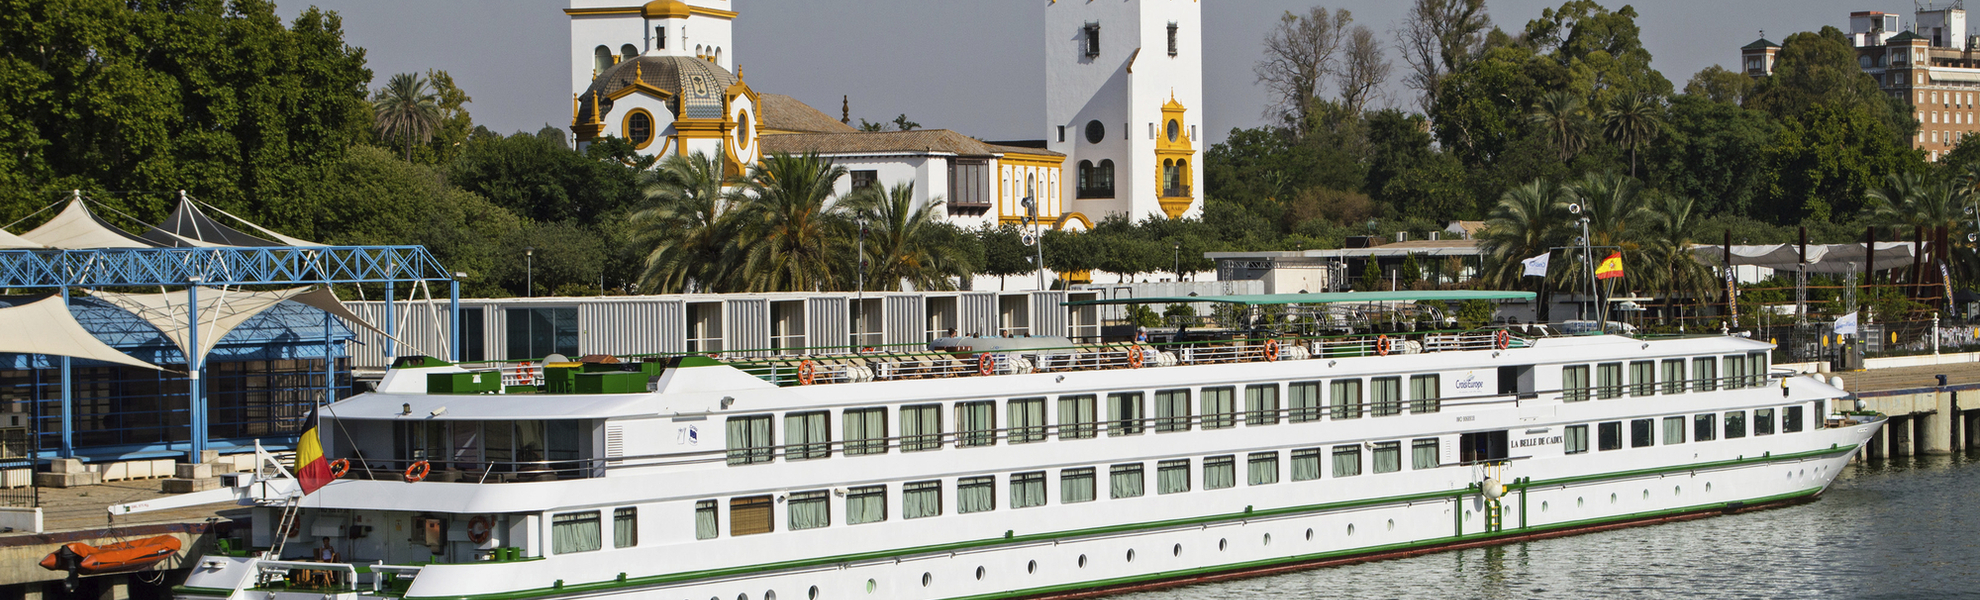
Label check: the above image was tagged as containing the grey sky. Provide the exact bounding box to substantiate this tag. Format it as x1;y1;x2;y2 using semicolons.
281;1;1886;146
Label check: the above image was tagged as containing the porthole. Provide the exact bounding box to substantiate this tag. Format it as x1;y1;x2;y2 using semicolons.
738;594;749;600
865;579;876;594
1084;120;1106;144
1172;543;1182;557
1387;519;1395;531
1078;554;1088;568
1643;489;1650;500
1706;482;1713;493
921;573;931;588
1126;549;1136;563
1305;528;1314;541
1675;485;1683;496
975;567;985;581
1610;493;1617;505
1218;538;1228;551
1464;510;1472;521
808;586;818;600
1576;497;1584;508
1027;560;1037;574
765;592;776;600
1262;533;1272;546
1541;501;1550;512
1787;471;1793;480
1346;524;1356;536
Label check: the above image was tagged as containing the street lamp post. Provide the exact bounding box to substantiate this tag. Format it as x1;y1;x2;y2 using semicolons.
1174;242;1181;283
526;246;535;298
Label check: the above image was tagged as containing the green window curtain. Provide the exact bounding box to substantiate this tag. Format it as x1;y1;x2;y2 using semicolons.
1330;379;1362;420
1155;389;1190;432
1694;357;1718;392
1409;375;1439;414
1157;459;1191;494
1565;424;1588;453
904;481;942;519
1630;361;1655;397
1204;456;1235;490
959;401;995;447
844;408;887;456
1332;446;1361;477
1058;395;1096;440
726;415;773;465
1563;366;1590;402
958;476;995;513
1749;353;1767;388
1372;442;1401;473
1662;359;1686;394
1061;468;1096;503
1722;355;1745;390
1596;363;1622;399
901;405;941;452
1288;382;1321;422
1008;398;1046;444
788;491;830;530
1248;452;1279;485
1663;416;1686;444
1411;439;1438;469
1108;392;1144;436
1371;377;1402;416
694;500;717;540
1110;464;1144;498
1010;472;1046;508
785;412;829;460
1201;387;1235;429
1245;385;1279;426
613;508;637;548
1291;449;1321;481
848;486;886;524
551;511;602;554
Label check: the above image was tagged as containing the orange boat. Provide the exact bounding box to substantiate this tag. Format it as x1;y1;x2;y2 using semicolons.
39;535;182;575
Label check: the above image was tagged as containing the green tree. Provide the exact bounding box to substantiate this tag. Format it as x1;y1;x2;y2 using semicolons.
730;153;849;292
1642;95;1780;217
977;224;1032;288
418;70;475;165
1746;27;1913;139
1399;253;1423;287
1530;90;1592;162
449;127;643;225
372;73;442;162
1560;172;1654;299
1682;65;1754;105
1643;193;1721;321
1758;103;1921;222
843;181;972;291
307;146;522;297
1358;259;1383;291
1602;94;1662;177
630;150;734;293
1478;179;1568;322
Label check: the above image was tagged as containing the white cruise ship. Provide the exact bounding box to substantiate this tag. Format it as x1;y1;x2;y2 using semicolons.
177;292;1881;600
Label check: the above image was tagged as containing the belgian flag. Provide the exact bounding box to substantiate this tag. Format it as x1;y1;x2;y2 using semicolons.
294;408;331;495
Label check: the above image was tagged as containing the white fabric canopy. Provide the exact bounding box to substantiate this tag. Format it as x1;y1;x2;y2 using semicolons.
287;286;420;354
21;198;161;249
1689;242;1918;274
0;296;162;370
0;229;43;249
90;286;415;363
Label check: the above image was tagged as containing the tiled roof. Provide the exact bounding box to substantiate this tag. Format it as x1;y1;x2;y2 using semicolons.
1887;30;1926;43
758;94;857;134
760;129;1063;159
576;55;738;123
1741;38;1779;50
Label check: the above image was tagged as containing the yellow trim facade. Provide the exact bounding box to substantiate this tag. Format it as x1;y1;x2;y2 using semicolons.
564;4;736;19
1153;95;1196;219
622;108;658;150
997;151;1067;227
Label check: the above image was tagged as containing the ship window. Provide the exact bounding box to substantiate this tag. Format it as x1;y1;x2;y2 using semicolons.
1011;471;1047;508
1110;463;1145;498
1155;389;1191;432
695;500;718;539
1370;377;1402;417
1458;431;1507;463
1291;448;1322;481
1008;397;1047;444
1372;442;1402;473
843;408;887;456
1754;408;1776;435
1248;452;1279;485
1663;416;1686;444
1234;384;1276;427
1412;438;1439;469
1784;406;1805;433
1694;414;1718;441
1597;422;1622;451
1288;381;1321;422
725;415;774;465
1107;392;1144;436
1201;386;1236;429
1157;459;1192;494
1748;353;1768;388
1630;361;1656;396
552;511;602;554
730;495;773;536
904;481;942;519
506;307;579;360
1330;379;1363;419
1724;410;1747;439
1630;419;1654;448
785;411;831;460
1058;394;1097;439
1332;445;1362;477
958;476;996;513
1596;363;1623;399
1662;359;1687;394
1204;456;1236;490
959;401;997;447
1693;357;1718;392
900;404;942;452
613;507;638;548
789;490;830;530
1722;355;1748;390
1409;375;1440;414
1062;467;1096;503
847;485;885;524
1564;424;1589;454
1562;365;1591;402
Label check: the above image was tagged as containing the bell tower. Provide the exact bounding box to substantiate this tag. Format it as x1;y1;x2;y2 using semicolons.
1044;0;1203;222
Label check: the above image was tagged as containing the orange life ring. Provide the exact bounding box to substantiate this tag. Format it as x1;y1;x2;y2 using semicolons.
1376;335;1391;356
466;516;492;544
797;360;817;385
1495;329;1511;350
1127;345;1145;369
329;458;349;479
404;460;431;483
978;353;995;376
1263;339;1281;362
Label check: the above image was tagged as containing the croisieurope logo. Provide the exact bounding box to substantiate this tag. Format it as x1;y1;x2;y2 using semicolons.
1455;372;1485;391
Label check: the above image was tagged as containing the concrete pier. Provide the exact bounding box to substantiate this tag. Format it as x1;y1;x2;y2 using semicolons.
1838;364;1980;457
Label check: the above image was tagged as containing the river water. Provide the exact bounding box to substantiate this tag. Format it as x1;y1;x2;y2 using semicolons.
1117;452;1980;600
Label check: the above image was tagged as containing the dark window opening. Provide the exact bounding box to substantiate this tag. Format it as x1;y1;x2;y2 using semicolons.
505;307;579;360
1077;159;1115;198
947;158;991;214
1630;418;1653;447
1597;421;1622;451
1083;22;1101;57
1458;430;1507;464
850;170;879;191
1167;22;1178;56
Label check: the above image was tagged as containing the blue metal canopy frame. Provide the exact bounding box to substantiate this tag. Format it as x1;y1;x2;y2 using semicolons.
0;245;462;463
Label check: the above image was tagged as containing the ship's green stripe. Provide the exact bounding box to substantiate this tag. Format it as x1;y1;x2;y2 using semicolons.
398;444;1854;600
171;587;236;598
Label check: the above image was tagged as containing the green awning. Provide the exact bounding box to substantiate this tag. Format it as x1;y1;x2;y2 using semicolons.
1063;290;1535;307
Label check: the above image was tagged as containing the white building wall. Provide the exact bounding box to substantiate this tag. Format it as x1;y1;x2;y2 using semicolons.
1044;0;1202;223
568;0;737;100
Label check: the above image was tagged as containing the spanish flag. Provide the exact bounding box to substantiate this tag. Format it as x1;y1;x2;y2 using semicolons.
294;408;332;495
1595;252;1625;280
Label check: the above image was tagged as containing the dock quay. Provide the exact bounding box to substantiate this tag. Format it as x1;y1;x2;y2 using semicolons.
1824;358;1980;459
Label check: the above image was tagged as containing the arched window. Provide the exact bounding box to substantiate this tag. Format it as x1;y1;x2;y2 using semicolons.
714;47;722;64
1076;160;1093;195
621;44;639;61
1078;159;1113;199
593;45;612;76
1163;159;1180;196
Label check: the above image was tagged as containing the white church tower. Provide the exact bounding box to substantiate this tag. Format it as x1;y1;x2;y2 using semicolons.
563;1;761;175
1045;0;1203;222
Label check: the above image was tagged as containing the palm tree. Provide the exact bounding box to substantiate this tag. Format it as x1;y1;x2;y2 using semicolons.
1560;172;1655;315
841;181;971;291
1642;193;1720;324
1865;172;1976;289
1477;179;1568;323
1602;95;1663;178
630;151;735;293
730;153;849;292
1528;91;1590;162
372;73;442;162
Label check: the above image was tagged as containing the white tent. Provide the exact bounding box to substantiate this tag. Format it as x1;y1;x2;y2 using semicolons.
0;229;42;250
90;286;415;363
1690;242;1918;274
20;198;161;249
0;296;163;370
